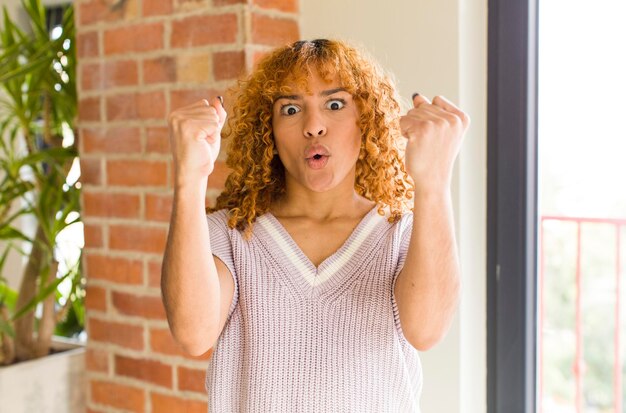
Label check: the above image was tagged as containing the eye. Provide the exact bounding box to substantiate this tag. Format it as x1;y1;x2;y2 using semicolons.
326;99;345;110
280;104;300;116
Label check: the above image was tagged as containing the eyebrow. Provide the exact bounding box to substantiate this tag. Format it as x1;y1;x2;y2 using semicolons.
274;87;348;102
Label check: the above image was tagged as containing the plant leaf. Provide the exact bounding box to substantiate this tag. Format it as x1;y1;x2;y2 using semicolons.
11;265;71;321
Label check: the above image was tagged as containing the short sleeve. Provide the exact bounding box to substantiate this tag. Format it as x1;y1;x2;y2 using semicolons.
206;210;239;319
391;212;414;346
393;212;414;279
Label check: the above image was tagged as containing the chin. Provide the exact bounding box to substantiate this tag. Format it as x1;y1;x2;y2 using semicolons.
304;176;337;193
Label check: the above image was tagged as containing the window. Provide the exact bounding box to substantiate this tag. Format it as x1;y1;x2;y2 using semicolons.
487;0;539;411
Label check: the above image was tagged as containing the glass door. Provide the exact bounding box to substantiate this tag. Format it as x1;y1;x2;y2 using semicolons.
537;1;626;411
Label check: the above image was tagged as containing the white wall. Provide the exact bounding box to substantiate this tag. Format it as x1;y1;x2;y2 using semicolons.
0;0;68;30
300;1;487;412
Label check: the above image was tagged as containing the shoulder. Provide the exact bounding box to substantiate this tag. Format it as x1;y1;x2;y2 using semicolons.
396;210;413;229
206;208;230;224
206;209;235;237
387;209;413;242
379;207;413;232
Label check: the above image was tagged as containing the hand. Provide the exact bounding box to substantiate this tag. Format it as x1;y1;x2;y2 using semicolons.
399;94;470;193
167;97;227;187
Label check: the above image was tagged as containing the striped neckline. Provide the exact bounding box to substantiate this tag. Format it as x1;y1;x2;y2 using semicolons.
256;206;387;296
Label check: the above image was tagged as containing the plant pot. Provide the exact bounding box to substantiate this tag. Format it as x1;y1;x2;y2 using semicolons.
0;336;86;413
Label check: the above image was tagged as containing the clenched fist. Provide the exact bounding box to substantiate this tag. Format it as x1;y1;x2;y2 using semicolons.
167;96;227;187
399;94;470;193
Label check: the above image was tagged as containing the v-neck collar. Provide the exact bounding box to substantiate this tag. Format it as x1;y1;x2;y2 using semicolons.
255;205;387;297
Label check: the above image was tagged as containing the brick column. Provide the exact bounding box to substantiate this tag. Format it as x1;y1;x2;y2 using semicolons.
75;1;299;411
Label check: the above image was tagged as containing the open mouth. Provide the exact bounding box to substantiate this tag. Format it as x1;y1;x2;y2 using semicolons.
304;145;331;167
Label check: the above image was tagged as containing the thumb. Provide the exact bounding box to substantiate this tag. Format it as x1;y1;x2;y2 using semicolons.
411;92;431;109
210;96;228;127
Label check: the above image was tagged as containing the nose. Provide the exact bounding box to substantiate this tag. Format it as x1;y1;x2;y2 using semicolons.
303;111;327;138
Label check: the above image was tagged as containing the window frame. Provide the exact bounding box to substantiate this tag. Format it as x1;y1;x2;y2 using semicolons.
486;0;539;411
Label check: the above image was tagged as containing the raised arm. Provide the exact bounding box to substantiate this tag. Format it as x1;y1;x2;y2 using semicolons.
161;97;228;356
395;93;470;351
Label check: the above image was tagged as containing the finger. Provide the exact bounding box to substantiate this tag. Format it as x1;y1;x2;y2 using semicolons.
432;96;470;126
405;102;446;119
184;105;220;121
412;92;431;109
183;119;219;142
191;122;219;143
209;96;228;127
399;110;450;139
187;99;211;109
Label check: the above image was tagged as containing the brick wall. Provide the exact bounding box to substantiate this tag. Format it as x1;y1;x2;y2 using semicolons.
75;1;299;411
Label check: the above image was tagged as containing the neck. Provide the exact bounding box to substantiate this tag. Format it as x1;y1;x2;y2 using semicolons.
272;174;372;221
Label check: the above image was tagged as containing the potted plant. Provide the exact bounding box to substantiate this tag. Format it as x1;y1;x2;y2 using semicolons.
0;0;85;410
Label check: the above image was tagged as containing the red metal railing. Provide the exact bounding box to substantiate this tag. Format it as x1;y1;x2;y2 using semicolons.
539;216;625;413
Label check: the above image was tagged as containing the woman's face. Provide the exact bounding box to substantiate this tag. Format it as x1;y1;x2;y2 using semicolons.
271;71;362;193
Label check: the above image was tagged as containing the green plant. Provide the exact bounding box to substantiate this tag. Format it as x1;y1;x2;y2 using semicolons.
0;0;83;365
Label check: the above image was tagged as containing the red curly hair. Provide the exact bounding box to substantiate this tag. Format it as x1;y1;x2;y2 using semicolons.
208;39;414;237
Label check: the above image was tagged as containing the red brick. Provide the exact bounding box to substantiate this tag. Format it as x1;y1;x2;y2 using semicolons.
171;89;221;111
78;0;138;26
137;91;167;120
151;393;207;413
77;30;99;58
82;127;141;153
176;52;211;83
80;62;103;91
109;224;168;254
106;159;168;187
78;97;101;122
88;317;144;350
103;60;138;88
251;14;299;46
112;291;166;320
85;191;136;219
213;50;245;81
252;50;268;67
86;347;109;373
145;193;173;222
143;57;176;84
83;223;104;248
106;91;165;121
85;254;143;285
104;23;164;55
171;14;237;48
142;0;173;16
208;160;230;189
78;0;109;26
149;327;185;356
83;190;140;219
147;260;162;288
85;285;107;312
178;366;206;393
105;93;137;121
79;157;102;185
146;126;170;154
91;380;145;413
175;0;209;11
115;355;172;388
254;0;298;12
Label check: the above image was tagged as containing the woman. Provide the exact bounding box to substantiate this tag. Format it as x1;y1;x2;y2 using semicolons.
162;39;469;412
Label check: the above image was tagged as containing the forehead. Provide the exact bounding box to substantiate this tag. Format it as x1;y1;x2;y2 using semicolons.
277;68;347;97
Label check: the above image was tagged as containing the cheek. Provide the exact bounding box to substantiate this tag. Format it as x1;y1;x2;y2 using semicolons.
346;125;363;156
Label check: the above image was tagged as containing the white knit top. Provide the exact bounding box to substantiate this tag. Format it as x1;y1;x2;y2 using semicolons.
204;207;422;412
